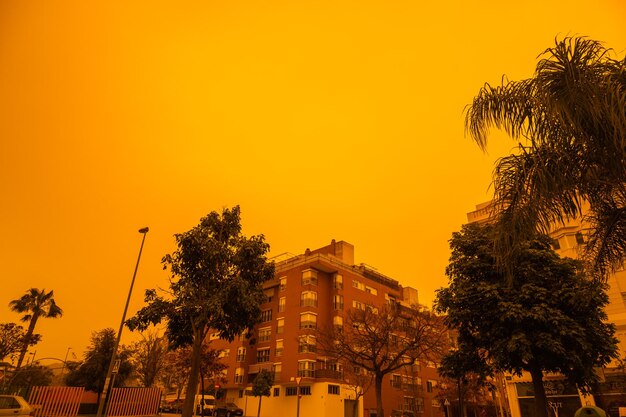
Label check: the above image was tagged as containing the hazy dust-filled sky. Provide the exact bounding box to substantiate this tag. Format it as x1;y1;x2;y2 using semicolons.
1;1;625;362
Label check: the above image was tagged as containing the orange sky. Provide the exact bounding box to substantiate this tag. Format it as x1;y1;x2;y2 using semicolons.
1;1;625;363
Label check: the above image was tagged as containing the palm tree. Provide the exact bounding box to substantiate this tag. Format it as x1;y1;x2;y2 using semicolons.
9;288;63;369
465;37;626;277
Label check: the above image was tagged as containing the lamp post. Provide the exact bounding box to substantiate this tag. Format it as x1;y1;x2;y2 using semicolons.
61;347;72;378
95;227;149;417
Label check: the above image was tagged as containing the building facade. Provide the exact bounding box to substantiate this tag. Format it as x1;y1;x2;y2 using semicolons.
208;240;447;417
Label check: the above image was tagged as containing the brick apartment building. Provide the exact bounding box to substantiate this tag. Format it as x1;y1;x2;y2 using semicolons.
208;239;447;417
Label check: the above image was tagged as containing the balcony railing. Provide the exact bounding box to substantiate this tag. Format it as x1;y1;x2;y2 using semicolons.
315;369;343;380
390;380;422;393
249;363;273;374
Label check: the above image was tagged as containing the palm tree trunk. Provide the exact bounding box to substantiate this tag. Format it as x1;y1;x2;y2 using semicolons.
16;313;39;370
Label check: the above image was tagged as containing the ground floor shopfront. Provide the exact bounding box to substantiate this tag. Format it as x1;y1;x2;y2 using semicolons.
504;378;590;417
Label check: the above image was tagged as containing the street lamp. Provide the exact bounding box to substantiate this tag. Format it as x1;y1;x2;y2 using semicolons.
61;347;72;377
95;227;149;417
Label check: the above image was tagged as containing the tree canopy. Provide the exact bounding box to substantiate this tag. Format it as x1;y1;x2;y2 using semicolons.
251;369;274;417
319;304;450;417
435;222;618;417
65;328;133;393
126;206;274;417
0;323;40;363
129;331;168;387
465;37;626;276
9;288;63;369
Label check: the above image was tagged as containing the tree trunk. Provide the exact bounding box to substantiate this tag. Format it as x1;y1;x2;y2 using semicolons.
257;395;262;417
15;313;39;370
375;373;384;417
529;366;549;417
182;332;203;417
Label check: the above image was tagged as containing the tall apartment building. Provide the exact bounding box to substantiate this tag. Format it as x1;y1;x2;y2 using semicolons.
467;202;626;417
208;240;446;417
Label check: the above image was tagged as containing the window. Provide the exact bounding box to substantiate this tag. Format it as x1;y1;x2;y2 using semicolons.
352;279;364;290
279;277;287;291
275;340;284;357
219;349;230;358
415;398;424;413
328;384;340;395
301;269;318;286
391;374;402;388
273;388;280;397
286;387;298;396
272;363;282;380
257;348;271;363
352;300;364;310
333;295;343;310
260;309;272;323
300;313;317;329
236;347;246;362
333;316;343;331
301;291;318;307
576;232;586;244
551;238;561;250
277;318;284;334
298;335;316;353
234;368;244;384
259;327;271;343
334;274;343;289
279;297;286;312
365;286;378;295
427;380;436;393
299;386;312;396
298;360;315;378
264;288;274;303
366;305;378;314
404;397;417;412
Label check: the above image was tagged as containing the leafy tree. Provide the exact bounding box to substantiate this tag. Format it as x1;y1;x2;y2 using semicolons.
197;345;227;399
437;348;494;417
159;348;192;399
318;304;450;417
126;206;274;417
129;330;168;387
9;288;63;369
0;323;41;363
65;328;133;395
8;364;53;396
251;369;273;417
465;37;626;276
435;223;618;417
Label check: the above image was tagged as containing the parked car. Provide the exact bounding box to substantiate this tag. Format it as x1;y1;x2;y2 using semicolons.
214;403;243;417
0;395;33;417
194;395;215;416
160;399;184;414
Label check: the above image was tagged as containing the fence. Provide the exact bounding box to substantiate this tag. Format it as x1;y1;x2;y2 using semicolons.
28;386;84;417
106;387;161;416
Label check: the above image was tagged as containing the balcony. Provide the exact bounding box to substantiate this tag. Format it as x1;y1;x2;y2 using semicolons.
248;363;273;374
390;380;422;393
315;369;343;380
